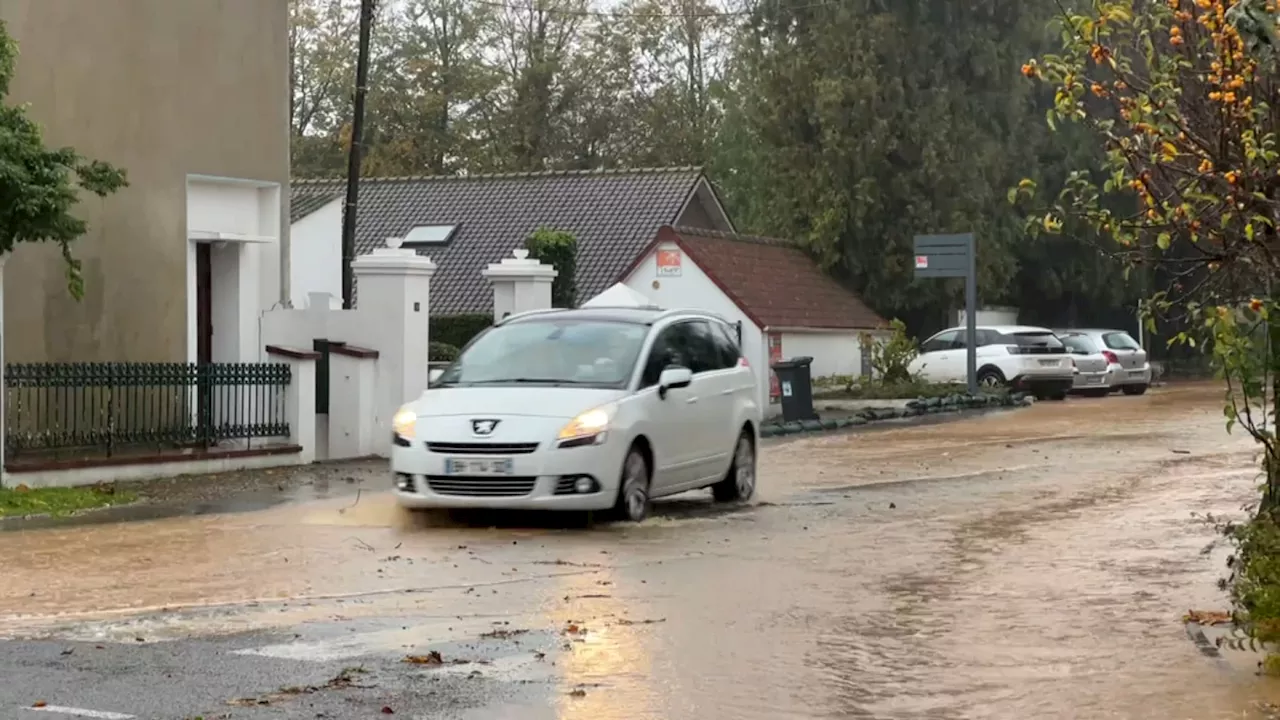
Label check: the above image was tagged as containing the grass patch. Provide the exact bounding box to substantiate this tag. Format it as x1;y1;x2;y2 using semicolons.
0;483;137;518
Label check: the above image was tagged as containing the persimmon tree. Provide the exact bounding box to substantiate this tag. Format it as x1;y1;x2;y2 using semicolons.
1016;0;1280;644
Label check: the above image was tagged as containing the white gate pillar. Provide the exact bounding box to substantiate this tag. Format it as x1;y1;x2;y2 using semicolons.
481;249;558;321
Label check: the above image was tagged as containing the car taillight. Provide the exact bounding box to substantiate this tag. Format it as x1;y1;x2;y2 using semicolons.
1102;350;1119;365
1006;345;1025;355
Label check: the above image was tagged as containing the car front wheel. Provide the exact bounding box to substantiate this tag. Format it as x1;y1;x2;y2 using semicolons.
713;430;756;503
611;447;651;522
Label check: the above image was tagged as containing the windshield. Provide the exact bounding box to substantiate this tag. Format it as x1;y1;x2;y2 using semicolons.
1102;332;1142;351
435;319;648;387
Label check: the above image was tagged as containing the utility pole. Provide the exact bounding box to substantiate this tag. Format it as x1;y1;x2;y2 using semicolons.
341;0;376;309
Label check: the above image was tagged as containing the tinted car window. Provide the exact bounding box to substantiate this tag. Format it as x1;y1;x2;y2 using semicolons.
1061;334;1097;354
683;321;722;373
709;321;740;369
921;330;959;353
996;331;1065;350
1102;332;1142;351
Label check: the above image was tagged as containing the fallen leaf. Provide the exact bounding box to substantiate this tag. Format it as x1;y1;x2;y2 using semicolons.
32;701;47;708
381;706;395;714
404;650;443;665
1185;609;1232;626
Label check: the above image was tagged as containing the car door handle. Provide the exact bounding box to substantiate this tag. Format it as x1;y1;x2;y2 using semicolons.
685;396;698;404
719;389;733;396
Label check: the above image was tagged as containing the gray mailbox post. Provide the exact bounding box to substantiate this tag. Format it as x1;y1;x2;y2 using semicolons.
913;233;978;394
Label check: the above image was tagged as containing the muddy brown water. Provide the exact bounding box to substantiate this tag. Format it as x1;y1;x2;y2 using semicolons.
3;382;1280;718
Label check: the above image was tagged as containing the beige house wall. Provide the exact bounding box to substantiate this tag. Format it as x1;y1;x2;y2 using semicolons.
0;0;290;362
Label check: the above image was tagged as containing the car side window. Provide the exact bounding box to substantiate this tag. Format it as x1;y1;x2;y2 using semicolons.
921;330;958;353
708;321;740;369
641;326;680;388
683;321;722;373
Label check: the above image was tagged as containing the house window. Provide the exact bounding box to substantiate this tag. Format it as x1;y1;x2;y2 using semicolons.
403;224;459;245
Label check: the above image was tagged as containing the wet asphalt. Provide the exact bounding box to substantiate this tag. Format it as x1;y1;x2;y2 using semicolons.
2;383;1279;720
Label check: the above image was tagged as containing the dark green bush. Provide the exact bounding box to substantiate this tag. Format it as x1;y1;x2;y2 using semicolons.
430;314;491;349
429;341;459;362
525;228;578;308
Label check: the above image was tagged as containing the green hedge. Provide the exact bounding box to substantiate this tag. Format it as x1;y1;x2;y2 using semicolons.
429;341;459;362
430;314;492;349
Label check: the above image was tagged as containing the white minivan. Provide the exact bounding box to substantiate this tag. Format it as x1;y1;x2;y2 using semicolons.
908;324;1074;400
391;307;762;522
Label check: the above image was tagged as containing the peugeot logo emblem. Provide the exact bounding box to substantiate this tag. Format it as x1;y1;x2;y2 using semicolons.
471;419;500;436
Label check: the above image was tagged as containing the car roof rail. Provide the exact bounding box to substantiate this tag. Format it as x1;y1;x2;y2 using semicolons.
496;307;566;325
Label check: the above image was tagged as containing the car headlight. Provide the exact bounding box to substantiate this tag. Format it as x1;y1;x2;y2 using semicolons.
557;405;614;444
392;407;417;439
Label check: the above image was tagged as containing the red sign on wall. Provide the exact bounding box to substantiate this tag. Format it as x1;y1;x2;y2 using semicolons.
768;332;783;401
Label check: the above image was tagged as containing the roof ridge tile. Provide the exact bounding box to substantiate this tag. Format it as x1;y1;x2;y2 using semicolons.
292;166;704;185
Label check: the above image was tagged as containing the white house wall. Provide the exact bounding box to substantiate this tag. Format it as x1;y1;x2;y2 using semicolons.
622;242;770;412
289;198;343;308
780;332;866;382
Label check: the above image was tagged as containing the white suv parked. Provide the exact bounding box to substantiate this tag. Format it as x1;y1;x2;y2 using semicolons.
908;324;1074;400
391;307;762;522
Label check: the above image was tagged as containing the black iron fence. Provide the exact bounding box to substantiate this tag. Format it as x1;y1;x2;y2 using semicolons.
5;362;292;458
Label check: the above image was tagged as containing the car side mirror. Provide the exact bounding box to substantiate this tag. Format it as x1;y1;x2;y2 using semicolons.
658;365;693;399
428;367;445;383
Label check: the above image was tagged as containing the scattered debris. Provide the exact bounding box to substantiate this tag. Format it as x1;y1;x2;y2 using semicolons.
381;706;395;714
31;701;46;708
617;618;666;626
480;628;529;640
404;650;444;665
568;688;587;698
1171;449;1192;455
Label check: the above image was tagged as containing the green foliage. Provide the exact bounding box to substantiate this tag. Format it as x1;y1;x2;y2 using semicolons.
0;21;128;299
524;227;578;307
865;320;917;384
819;378;979;401
428;341;459;362
0;484;135;518
429;313;491;349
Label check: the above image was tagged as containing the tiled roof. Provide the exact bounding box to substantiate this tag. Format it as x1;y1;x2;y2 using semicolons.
291;167;707;314
290;190;341;223
649;226;888;330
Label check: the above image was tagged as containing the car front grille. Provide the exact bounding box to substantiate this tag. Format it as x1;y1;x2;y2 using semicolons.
425;475;537;497
425;442;539;455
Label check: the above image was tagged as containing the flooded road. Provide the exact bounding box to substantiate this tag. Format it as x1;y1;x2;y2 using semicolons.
1;382;1275;719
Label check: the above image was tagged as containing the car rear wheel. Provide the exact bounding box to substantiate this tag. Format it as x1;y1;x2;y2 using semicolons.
977;368;1005;388
713;430;756;503
1122;383;1148;396
611;447;651;522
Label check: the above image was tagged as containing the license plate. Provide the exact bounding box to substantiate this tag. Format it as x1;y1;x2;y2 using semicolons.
445;458;513;476
1038;359;1059;367
1128;370;1145;378
1085;375;1103;384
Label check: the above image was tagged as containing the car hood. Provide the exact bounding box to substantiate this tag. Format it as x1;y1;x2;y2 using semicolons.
409;386;628;420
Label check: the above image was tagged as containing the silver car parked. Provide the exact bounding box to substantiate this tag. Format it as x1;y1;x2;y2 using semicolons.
1057;328;1151;396
1057;331;1113;396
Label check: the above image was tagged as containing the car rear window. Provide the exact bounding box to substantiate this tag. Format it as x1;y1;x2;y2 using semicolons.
1102;332;1142;351
1008;332;1064;348
1061;335;1097;354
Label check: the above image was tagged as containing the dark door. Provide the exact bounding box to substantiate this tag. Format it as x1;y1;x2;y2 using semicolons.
196;243;213;364
195;243;213;444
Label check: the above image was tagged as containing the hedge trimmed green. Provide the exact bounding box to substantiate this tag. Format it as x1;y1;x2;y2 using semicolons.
431;314;491;349
429;341;459;362
525;228;578;308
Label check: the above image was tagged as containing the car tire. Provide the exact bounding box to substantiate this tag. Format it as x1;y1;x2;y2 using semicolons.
1081;388;1109;398
1122;384;1148;396
713;430;756;503
1048;392;1068;401
611;446;651;523
977;367;1006;389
